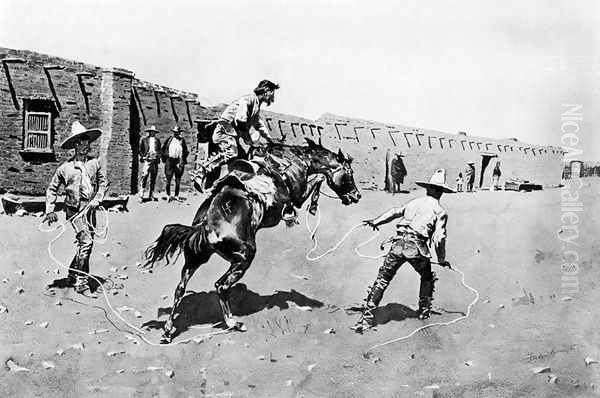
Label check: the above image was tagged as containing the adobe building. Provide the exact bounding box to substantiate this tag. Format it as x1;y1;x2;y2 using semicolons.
563;160;600;180
0;47;219;197
261;111;567;191
1;47;567;197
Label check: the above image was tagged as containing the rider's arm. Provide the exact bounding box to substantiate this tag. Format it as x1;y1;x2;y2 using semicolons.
233;97;250;127
253;118;273;142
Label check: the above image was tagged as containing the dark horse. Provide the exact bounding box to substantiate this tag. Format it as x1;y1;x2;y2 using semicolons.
143;138;361;343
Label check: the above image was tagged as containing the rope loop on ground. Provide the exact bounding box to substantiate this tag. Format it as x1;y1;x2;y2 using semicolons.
39;204;231;347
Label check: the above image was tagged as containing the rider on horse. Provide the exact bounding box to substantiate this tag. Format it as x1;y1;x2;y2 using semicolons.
191;80;297;222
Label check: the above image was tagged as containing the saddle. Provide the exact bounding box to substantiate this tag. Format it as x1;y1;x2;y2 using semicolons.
207;159;277;207
211;162;256;193
229;159;259;176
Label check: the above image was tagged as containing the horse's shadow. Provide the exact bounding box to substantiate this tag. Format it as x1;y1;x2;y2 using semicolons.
141;284;324;337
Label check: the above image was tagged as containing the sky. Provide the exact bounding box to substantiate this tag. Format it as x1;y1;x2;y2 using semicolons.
1;0;598;159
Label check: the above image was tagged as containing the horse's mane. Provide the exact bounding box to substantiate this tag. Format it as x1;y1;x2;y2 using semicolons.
263;141;334;163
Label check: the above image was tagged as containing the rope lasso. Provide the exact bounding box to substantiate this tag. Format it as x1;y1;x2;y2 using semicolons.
365;266;479;353
305;206;384;261
303;200;479;353
39;203;232;347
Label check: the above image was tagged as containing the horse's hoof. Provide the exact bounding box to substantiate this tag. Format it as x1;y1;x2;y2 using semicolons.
160;335;172;344
160;330;174;344
225;318;247;332
234;322;247;332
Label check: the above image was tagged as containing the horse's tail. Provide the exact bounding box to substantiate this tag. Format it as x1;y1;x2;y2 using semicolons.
142;224;200;269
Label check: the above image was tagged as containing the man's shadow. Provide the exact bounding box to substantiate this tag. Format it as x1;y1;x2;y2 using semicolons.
346;302;419;325
373;303;419;325
141;284;324;337
46;275;108;293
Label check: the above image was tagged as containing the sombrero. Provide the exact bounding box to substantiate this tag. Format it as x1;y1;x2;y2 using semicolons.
145;125;159;133
171;125;182;133
60;121;102;149
416;168;455;193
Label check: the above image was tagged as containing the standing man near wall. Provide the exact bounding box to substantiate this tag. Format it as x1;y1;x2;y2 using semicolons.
161;125;189;202
43;121;108;298
191;79;278;191
456;169;463;192
464;161;476;192
492;160;502;190
138;125;162;202
390;152;407;193
351;169;453;333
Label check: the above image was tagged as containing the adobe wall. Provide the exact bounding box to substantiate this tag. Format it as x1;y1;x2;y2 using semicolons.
563;160;600;179
0;47;216;196
0;48;104;195
262;111;565;191
129;79;215;194
1;47;566;197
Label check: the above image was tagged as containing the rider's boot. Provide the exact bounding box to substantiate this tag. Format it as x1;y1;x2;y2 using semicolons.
191;167;207;193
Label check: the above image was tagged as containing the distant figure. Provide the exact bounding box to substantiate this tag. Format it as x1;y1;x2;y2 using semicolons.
138;125;161;202
43;121;107;298
351;169;454;333
456;170;463;192
390;153;407;193
492;160;502;190
161;126;189;202
464;161;476;192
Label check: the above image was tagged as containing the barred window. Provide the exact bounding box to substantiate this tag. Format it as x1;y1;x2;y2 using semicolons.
22;99;57;153
25;112;52;151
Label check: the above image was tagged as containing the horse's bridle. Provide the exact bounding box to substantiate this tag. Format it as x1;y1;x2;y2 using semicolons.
322;163;357;201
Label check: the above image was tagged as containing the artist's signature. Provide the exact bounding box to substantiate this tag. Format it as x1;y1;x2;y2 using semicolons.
525;344;577;362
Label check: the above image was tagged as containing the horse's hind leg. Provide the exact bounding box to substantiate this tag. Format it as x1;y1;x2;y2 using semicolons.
214;240;256;331
161;249;211;343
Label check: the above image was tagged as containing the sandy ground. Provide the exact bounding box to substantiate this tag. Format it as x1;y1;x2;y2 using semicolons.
1;180;599;398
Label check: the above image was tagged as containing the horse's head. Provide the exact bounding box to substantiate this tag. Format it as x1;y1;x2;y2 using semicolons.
305;138;361;205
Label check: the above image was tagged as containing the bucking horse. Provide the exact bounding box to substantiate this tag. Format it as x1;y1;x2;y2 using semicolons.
143;138;361;343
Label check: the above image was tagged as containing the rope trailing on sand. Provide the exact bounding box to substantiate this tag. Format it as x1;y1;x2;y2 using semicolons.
38;204;232;347
303;202;480;353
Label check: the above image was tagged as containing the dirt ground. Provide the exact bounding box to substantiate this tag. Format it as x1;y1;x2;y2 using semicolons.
1;180;599;398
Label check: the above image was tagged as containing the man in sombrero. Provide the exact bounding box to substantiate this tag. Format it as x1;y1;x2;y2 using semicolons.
352;169;454;333
43;121;108;298
138;125;162;202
